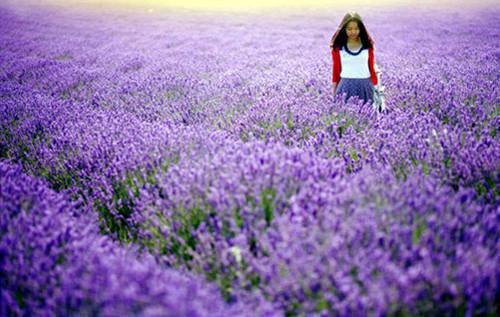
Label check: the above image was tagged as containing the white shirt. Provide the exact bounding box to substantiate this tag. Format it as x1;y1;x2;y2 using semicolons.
339;45;371;79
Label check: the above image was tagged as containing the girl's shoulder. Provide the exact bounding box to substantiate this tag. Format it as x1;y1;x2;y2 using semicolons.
332;46;342;53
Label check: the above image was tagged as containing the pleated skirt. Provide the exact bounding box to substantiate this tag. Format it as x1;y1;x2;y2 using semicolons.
336;78;374;104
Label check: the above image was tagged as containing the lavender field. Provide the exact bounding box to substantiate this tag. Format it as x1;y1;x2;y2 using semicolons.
0;1;499;316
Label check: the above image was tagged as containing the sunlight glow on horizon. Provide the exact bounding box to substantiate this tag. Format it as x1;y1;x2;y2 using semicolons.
40;0;492;12
64;0;373;10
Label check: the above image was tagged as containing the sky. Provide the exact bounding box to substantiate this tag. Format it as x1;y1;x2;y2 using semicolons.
14;0;500;12
82;0;404;9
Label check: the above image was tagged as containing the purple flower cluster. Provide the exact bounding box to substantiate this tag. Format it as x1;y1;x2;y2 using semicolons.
0;161;278;316
131;140;498;316
0;2;499;316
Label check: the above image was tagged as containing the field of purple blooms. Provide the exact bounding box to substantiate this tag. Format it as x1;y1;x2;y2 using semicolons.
1;2;499;316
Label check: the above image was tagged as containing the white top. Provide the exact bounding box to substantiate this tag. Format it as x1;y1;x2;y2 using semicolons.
340;45;371;79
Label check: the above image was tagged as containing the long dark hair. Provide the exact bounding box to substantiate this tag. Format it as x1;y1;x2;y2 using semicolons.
329;11;374;50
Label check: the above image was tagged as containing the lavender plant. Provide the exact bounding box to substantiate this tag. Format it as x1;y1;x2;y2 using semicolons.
0;2;498;316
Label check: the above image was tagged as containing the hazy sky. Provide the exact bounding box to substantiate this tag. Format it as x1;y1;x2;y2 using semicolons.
24;0;500;12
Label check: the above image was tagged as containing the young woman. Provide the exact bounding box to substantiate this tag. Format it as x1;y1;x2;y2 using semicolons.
330;11;378;104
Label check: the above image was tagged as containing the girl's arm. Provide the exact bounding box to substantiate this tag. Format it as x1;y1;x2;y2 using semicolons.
332;48;341;93
368;48;378;86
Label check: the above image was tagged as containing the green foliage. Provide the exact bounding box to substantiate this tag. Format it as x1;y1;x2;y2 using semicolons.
274;117;283;130
240;130;249;142
475;175;499;200
169;200;210;263
96;199;136;243
46;168;76;191
489;126;496;138
285;300;302;317
261;187;276;227
286;112;295;131
60;80;86;100
421;161;430;175
441;115;449;124
15;287;26;309
248;271;261;289
412;215;427;245
393;161;409;181
233;207;244;229
321;111;363;138
96;157;177;244
349;148;359;162
443;155;452;169
142;214;168;255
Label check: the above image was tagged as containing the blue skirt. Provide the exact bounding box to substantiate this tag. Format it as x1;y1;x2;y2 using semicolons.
336;78;374;104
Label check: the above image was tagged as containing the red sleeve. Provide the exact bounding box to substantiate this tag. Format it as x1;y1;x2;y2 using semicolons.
368;48;378;86
332;48;341;84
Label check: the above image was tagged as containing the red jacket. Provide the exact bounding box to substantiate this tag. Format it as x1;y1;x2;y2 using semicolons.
331;47;378;86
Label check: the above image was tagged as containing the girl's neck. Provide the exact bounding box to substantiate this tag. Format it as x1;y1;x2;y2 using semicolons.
347;38;361;45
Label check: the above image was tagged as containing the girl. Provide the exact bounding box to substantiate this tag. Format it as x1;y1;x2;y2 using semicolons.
330;11;378;104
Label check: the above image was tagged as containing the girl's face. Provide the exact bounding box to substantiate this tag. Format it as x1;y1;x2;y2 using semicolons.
345;21;360;41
